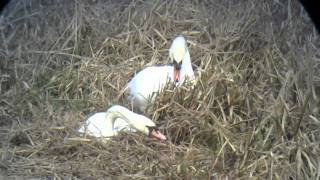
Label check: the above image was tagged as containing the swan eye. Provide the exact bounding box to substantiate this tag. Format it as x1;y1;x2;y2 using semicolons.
146;126;158;135
146;126;166;140
146;126;158;131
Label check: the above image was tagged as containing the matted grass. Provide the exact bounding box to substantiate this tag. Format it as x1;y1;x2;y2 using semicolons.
0;0;319;179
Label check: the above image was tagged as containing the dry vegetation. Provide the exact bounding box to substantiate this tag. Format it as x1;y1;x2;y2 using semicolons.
1;0;320;179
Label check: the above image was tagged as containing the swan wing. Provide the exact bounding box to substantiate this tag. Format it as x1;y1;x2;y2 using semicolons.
78;112;114;137
113;118;137;133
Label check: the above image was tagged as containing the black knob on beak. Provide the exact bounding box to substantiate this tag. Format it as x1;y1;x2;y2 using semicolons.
173;60;182;70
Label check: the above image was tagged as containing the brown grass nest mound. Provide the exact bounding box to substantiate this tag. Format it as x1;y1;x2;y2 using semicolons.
1;0;319;179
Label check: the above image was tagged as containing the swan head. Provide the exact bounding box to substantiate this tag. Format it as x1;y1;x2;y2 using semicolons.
169;36;188;82
134;114;166;140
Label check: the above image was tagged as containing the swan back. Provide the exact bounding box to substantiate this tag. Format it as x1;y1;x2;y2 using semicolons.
78;112;115;137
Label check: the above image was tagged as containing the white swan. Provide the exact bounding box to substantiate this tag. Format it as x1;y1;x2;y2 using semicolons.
126;35;195;112
78;105;166;140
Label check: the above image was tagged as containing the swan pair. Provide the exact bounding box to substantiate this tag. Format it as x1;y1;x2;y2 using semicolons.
79;36;195;140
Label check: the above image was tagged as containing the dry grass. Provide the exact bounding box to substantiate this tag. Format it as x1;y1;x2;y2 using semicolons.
1;0;320;179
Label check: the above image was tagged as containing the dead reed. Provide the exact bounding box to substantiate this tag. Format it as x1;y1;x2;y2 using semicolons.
0;0;319;179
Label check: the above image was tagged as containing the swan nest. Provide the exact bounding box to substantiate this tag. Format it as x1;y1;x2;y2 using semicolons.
1;0;319;179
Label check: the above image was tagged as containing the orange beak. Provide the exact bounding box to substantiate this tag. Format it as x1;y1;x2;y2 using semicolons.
150;130;166;140
173;68;180;82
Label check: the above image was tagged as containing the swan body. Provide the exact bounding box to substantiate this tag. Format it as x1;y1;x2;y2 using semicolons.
127;65;174;112
78;105;166;140
126;36;195;112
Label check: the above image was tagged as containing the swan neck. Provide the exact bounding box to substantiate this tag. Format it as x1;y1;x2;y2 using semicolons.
182;50;191;65
180;50;194;81
106;105;138;130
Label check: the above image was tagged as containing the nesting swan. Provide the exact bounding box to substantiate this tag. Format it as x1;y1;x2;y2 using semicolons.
126;36;195;112
78;105;166;140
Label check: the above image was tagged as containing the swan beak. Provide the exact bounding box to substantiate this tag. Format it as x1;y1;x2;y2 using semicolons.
173;68;180;83
151;130;166;140
173;60;181;83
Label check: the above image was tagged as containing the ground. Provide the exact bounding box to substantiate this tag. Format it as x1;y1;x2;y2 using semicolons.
0;0;319;179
